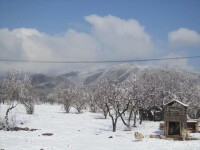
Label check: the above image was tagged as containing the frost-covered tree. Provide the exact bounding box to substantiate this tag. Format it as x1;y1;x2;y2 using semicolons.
87;88;98;113
20;75;35;114
56;85;74;113
96;79;132;132
0;80;5;104
57;84;88;113
46;93;57;105
0;69;36;130
93;82;109;119
2;69;21;130
122;73;141;126
72;86;87;113
136;66;200;121
138;67;165;121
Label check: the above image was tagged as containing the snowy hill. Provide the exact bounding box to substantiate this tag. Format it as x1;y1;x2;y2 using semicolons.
1;64;200;98
30;64;139;88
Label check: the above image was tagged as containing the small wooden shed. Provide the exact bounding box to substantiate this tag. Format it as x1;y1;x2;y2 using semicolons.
187;119;200;132
164;99;188;136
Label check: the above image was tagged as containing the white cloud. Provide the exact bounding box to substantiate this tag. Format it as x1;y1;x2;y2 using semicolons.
159;53;194;71
168;28;200;48
0;15;156;74
0;28;101;74
85;15;155;59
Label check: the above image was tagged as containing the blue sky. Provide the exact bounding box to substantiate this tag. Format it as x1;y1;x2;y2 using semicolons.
1;0;200;37
0;0;200;73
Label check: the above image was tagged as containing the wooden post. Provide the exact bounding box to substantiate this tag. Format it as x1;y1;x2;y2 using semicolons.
195;121;199;132
180;123;182;135
165;121;168;136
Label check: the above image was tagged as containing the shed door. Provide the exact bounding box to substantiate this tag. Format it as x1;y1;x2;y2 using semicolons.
168;122;180;135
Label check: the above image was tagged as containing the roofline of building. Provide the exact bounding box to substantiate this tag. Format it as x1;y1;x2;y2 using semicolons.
164;99;189;107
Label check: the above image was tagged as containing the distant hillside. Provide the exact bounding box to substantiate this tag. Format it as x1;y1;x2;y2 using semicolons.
1;64;200;99
31;74;53;86
30;73;72;97
29;64;139;91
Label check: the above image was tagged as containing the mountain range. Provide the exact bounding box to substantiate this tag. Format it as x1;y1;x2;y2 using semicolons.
1;64;200;98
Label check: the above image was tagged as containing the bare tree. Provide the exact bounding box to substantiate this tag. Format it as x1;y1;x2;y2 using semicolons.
46;93;57;105
136;66;200;122
100;80;132;132
20;75;35;114
0;80;5;104
56;85;74;113
122;73;140;127
2;69;21;130
87;88;98;113
72;86;87;113
92;80;109;119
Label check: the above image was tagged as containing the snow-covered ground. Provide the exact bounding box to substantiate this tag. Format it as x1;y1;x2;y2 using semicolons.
0;104;200;150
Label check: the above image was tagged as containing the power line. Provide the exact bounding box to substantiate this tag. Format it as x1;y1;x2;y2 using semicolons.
0;55;199;64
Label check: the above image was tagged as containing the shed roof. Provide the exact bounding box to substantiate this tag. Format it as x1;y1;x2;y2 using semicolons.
164;99;189;107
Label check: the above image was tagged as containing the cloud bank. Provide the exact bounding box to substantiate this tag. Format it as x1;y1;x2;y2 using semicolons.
0;28;102;74
0;15;156;74
168;28;200;48
85;15;155;59
0;15;199;74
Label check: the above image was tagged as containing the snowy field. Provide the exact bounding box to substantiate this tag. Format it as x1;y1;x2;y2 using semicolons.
0;104;200;150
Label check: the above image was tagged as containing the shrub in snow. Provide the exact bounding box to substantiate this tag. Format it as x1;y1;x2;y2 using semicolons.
23;103;35;114
72;87;87;113
56;85;74;113
20;75;35;115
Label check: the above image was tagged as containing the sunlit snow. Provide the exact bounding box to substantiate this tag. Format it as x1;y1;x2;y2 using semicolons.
0;104;200;150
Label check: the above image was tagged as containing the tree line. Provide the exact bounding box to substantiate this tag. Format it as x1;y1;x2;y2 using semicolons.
49;66;200;131
1;66;200;131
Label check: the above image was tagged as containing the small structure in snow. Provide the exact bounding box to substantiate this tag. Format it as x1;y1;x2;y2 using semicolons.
164;99;200;138
164;99;188;136
187;119;200;133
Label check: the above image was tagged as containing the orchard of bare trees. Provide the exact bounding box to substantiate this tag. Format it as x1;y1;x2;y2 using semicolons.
85;66;200;131
1;66;200;132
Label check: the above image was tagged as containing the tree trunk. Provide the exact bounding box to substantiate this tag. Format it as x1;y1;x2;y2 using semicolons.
65;107;70;113
90;104;97;113
113;123;116;132
133;110;137;127
64;103;70;113
120;112;129;127
147;109;154;121
139;109;143;125
4;105;15;130
112;119;117;132
103;109;108;119
77;107;81;113
127;106;134;126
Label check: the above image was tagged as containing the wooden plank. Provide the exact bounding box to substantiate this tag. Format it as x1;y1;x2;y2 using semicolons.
160;123;165;130
164;115;186;122
195;121;199;132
